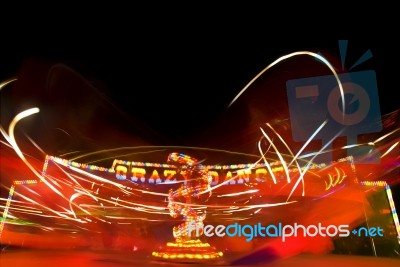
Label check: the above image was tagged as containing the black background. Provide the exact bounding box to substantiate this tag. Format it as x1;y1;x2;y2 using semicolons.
1;32;398;141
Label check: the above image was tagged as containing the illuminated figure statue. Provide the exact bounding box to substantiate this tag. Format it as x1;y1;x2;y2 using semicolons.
152;152;223;261
167;152;211;242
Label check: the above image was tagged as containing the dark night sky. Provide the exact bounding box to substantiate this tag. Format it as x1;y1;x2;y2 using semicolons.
0;15;399;154
1;36;398;141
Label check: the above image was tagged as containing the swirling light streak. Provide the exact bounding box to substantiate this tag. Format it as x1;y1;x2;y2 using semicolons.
131;189;169;197
47;163;138;206
217;189;259;197
104;215;167;222
259;135;305;196
165;200;296;212
68;172;134;197
225;50;355;203
25;134;46;155
83;197;168;216
259;127;291;183
0;77;17;90
258;138;278;184
69;192;99;219
42;163;138;217
227;51;345;119
0;108;75;206
47;177;63;189
11;188;86;222
253;208;262;214
257;121;328;197
264;122;304;178
222;200;298;213
8;108;40;156
1;196;85;235
70;146;260;162
68;189;170;218
55;205;76;216
222;217;251;221
287;120;328;167
1;205;43;215
297;126;400;161
0;139;44;165
0;156;134;233
372;127;400;144
44;162;174;217
286;129;345;202
381;142;399;159
68;165;128;189
88;149;168;165
110;197;166;211
24;186;41;196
